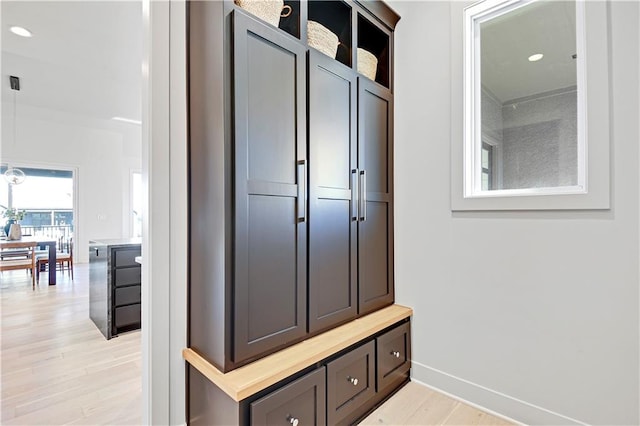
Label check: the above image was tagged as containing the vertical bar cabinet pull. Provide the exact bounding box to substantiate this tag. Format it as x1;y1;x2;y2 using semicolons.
359;170;367;221
297;160;306;222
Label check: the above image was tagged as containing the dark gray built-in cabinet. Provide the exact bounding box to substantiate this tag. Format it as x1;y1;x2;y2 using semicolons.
188;0;400;387
190;0;399;375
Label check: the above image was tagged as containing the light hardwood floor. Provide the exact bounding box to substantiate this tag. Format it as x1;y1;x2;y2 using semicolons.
361;382;514;425
1;264;141;425
1;264;512;425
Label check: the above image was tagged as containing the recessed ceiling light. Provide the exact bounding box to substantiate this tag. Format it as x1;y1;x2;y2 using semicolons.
10;26;32;37
112;116;142;125
528;53;544;62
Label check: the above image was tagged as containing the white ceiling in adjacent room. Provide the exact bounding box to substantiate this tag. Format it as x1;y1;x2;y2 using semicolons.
1;1;142;123
481;0;577;103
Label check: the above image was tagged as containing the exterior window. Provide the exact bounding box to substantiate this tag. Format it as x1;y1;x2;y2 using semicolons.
0;165;74;237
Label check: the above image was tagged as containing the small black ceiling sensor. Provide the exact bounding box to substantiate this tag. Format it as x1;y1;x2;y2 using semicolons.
572;54;577;59
9;76;20;91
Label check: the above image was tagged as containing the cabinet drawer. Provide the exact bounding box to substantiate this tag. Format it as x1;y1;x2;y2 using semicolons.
114;304;141;328
376;322;411;391
114;267;141;287
115;285;141;306
327;341;375;425
114;248;141;267
251;367;325;426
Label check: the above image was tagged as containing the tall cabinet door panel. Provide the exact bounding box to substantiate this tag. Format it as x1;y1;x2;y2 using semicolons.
358;78;394;316
308;51;358;334
233;11;308;363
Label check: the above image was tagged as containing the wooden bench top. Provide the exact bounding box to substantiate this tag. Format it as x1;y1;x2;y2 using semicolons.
183;304;413;402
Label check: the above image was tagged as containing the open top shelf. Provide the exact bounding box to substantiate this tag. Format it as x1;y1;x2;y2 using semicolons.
231;0;396;89
308;0;352;67
279;0;300;38
357;13;390;87
233;0;301;39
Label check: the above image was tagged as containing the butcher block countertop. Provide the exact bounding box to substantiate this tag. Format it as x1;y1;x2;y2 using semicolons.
183;304;413;401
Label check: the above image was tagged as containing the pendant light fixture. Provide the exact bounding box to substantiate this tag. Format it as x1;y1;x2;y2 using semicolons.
4;76;26;185
4;168;26;185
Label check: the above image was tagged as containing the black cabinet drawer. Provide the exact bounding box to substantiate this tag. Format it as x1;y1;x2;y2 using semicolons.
114;304;141;328
251;367;326;426
114;267;141;287
327;340;375;425
114;248;141;267
376;322;411;391
115;285;141;306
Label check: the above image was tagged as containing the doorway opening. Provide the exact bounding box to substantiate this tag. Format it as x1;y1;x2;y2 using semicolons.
0;164;75;243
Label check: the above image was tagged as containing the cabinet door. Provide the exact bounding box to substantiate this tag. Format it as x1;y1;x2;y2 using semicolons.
250;367;326;426
377;321;411;391
113;267;141;287
114;285;141;306
233;11;308;363
327;340;375;425
113;247;141;267
308;50;358;334
357;78;394;315
114;304;141;329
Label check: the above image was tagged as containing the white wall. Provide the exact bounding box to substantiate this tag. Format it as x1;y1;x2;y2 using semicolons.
142;1;188;424
1;104;142;262
391;1;639;424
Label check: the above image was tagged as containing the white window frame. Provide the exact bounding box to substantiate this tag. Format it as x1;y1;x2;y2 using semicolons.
452;0;610;210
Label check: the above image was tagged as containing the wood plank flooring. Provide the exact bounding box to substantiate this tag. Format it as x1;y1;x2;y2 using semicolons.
361;382;515;425
1;264;141;425
1;264;512;425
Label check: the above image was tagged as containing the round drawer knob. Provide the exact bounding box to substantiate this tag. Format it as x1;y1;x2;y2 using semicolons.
347;376;359;386
391;350;401;358
287;416;299;426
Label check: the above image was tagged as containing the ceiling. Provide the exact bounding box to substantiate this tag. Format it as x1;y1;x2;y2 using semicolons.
480;0;577;103
1;1;142;123
1;1;575;120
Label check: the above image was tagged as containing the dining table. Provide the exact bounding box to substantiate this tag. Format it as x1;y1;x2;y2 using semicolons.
0;236;57;285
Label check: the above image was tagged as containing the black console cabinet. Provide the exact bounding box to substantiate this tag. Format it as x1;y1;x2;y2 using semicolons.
89;239;142;339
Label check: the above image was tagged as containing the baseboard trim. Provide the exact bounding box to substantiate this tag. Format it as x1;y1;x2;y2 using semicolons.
411;361;589;426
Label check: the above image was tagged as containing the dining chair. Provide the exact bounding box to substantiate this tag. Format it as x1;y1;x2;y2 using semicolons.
36;237;73;281
57;237;74;279
0;241;38;289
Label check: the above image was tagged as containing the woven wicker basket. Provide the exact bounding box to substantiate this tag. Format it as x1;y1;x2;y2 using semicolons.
357;48;378;81
235;0;287;27
308;21;339;58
